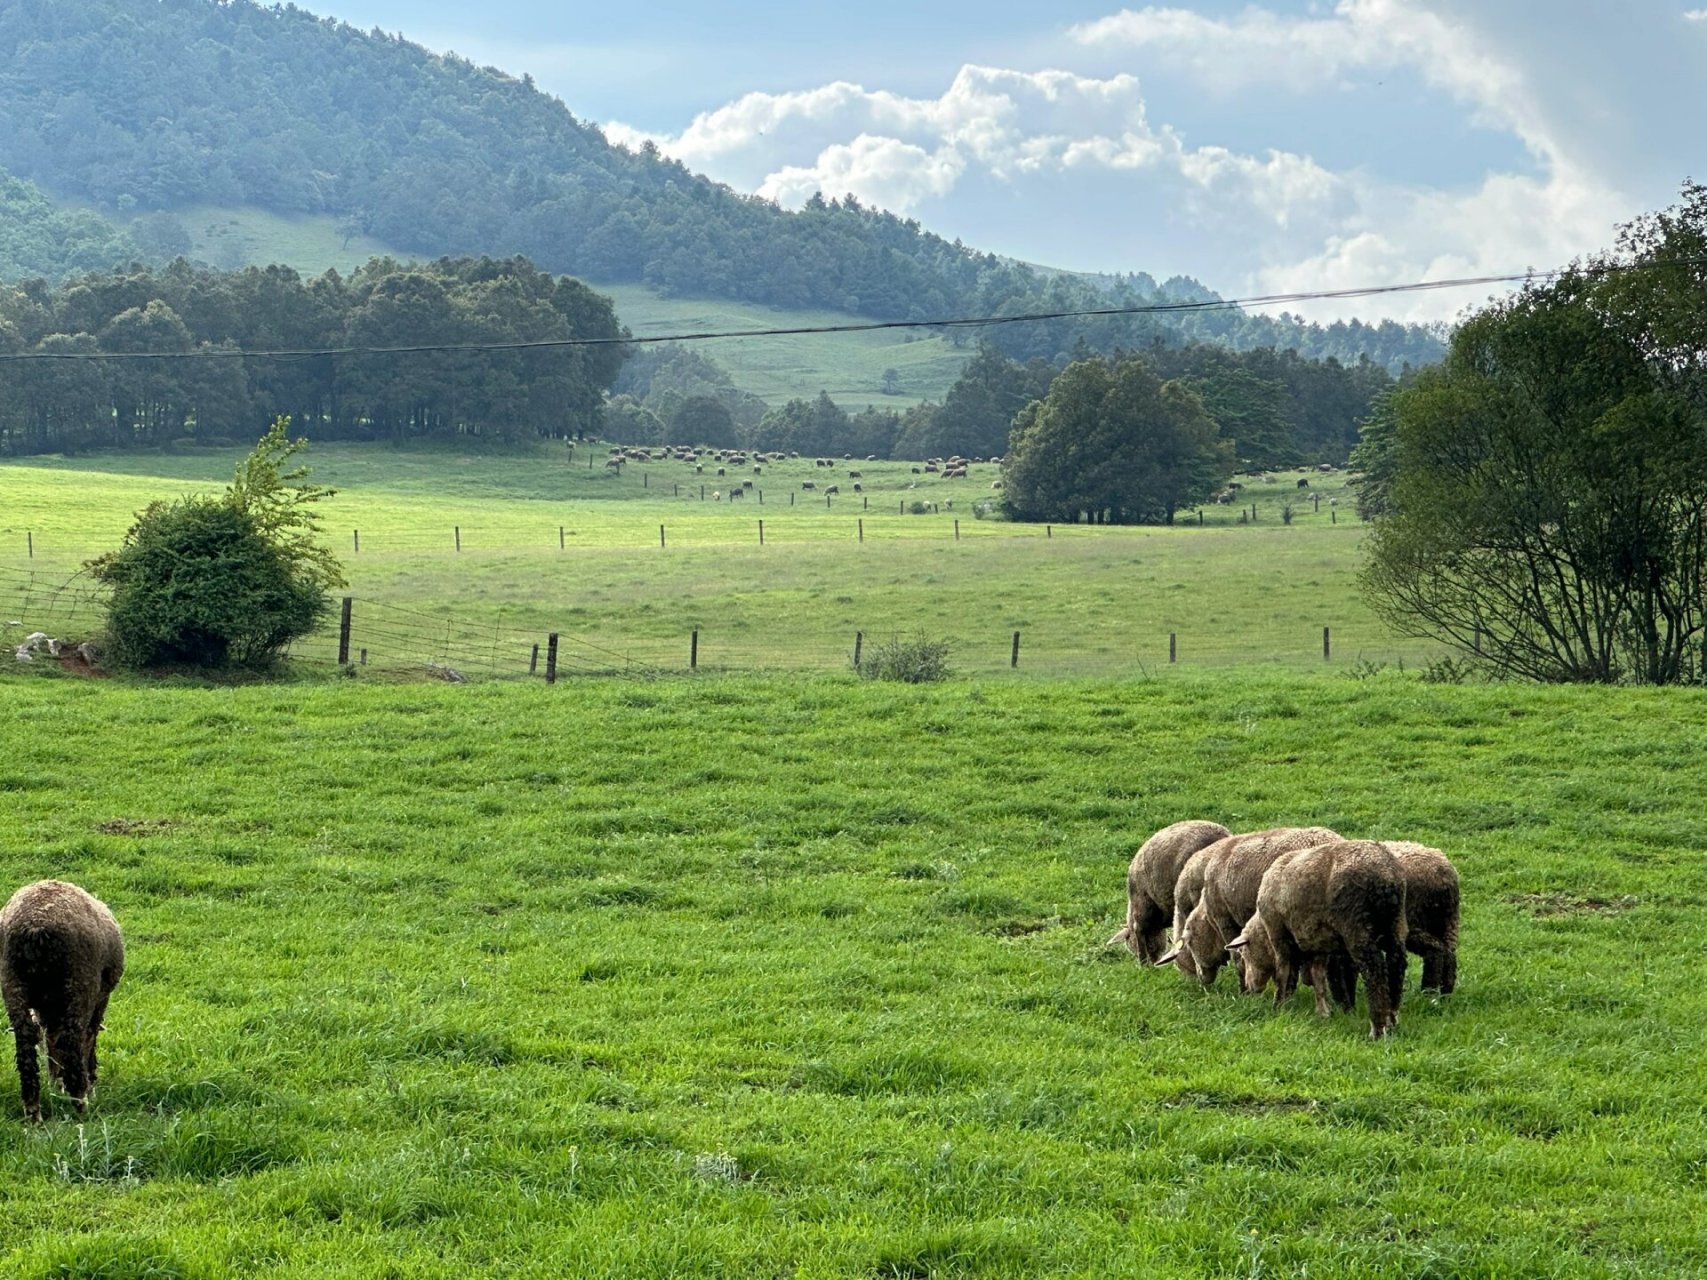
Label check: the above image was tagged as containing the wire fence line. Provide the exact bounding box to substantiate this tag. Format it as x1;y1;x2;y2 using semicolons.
4;567;1445;680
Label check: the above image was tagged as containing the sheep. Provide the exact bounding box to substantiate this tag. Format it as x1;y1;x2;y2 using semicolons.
1158;826;1341;986
1227;840;1408;1037
1235;841;1458;1000
1107;820;1232;964
1383;842;1460;994
1;881;125;1120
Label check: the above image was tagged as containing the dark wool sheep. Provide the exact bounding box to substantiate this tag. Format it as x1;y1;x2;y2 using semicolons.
1;881;125;1121
1159;826;1341;987
1384;842;1460;994
1107;820;1232;965
1229;840;1408;1038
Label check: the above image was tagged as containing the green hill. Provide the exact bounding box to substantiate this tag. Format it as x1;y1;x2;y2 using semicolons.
0;0;1443;372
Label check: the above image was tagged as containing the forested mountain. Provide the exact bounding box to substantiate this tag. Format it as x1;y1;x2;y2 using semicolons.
0;169;137;281
0;0;1443;372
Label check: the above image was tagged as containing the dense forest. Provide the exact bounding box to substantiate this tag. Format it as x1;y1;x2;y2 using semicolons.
0;256;624;452
0;0;1444;372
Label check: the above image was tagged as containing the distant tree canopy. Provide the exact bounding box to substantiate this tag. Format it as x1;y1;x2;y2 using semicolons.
0;255;626;453
1001;356;1233;525
0;0;1445;373
0;169;139;281
1359;182;1707;685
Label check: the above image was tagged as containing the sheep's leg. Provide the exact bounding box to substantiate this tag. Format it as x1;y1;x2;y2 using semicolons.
1305;958;1333;1018
7;1004;41;1122
1437;949;1457;996
1351;943;1393;1038
1384;938;1407;1029
1327;954;1358;1012
85;993;111;1094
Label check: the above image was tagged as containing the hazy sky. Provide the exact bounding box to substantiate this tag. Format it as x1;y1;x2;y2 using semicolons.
318;1;1705;321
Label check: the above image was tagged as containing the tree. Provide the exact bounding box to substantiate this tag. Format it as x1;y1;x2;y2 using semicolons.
1000;356;1231;524
1360;186;1707;683
88;419;343;670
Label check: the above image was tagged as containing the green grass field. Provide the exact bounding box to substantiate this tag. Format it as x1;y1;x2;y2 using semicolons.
0;668;1704;1277
3;444;1412;677
3;444;1706;1275
156;207;974;407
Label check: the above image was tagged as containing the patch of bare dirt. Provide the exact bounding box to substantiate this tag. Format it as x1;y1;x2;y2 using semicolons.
1505;892;1639;917
96;818;179;836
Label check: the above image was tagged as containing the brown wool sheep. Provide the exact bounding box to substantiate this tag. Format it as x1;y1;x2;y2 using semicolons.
1229;840;1408;1038
1159;827;1341;987
1;881;125;1121
1236;841;1459;1001
1107;820;1232;965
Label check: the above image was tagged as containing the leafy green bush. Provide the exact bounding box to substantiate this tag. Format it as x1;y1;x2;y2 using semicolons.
88;419;343;672
91;497;328;670
855;633;952;683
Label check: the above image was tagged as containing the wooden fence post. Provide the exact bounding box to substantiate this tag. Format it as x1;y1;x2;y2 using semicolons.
1331;509;1337;524
530;643;539;675
546;633;559;684
337;597;352;665
26;532;32;558
853;631;863;667
560;525;565;549
1046;525;1052;539
954;519;960;541
1169;632;1176;664
1011;631;1021;669
660;524;666;549
455;526;461;552
691;629;699;670
858;518;864;543
1323;627;1331;661
759;520;765;545
359;648;367;666
353;529;359;553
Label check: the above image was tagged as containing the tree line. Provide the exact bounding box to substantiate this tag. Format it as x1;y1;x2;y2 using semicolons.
610;341;1393;471
0;0;1444;373
0;256;625;454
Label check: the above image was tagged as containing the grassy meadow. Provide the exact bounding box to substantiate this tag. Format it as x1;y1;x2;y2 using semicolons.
3;443;1415;678
0;665;1705;1277
1;444;1705;1275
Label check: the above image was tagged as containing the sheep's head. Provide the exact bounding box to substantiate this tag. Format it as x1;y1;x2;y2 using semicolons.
1227;917;1278;995
1107;925;1139;957
1156;906;1221;983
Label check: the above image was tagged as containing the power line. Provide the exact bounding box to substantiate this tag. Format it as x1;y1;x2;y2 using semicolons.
1;257;1700;364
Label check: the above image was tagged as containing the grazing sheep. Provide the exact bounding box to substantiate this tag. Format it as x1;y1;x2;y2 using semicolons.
1384;842;1460;994
1236;841;1458;999
1107;820;1232;964
1158;826;1341;986
1229;840;1408;1038
1;881;125;1120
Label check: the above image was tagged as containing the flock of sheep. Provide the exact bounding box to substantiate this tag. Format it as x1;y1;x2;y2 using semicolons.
1110;823;1460;1038
0;826;1451;1119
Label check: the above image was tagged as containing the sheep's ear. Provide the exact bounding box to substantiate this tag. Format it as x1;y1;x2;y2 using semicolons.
1155;946;1180;966
1107;927;1132;948
1226;933;1249;951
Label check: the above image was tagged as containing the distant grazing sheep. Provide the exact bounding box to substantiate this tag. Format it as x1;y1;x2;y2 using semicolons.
1;881;125;1120
1159;826;1340;986
1229;840;1408;1037
1109;820;1232;964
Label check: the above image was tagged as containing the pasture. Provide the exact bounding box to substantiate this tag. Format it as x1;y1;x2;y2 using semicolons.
2;445;1705;1274
3;443;1412;677
0;666;1705;1277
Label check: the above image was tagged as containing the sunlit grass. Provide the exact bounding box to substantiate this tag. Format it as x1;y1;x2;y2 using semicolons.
0;670;1703;1276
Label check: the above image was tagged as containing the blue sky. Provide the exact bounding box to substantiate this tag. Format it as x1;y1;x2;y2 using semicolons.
316;1;1705;321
